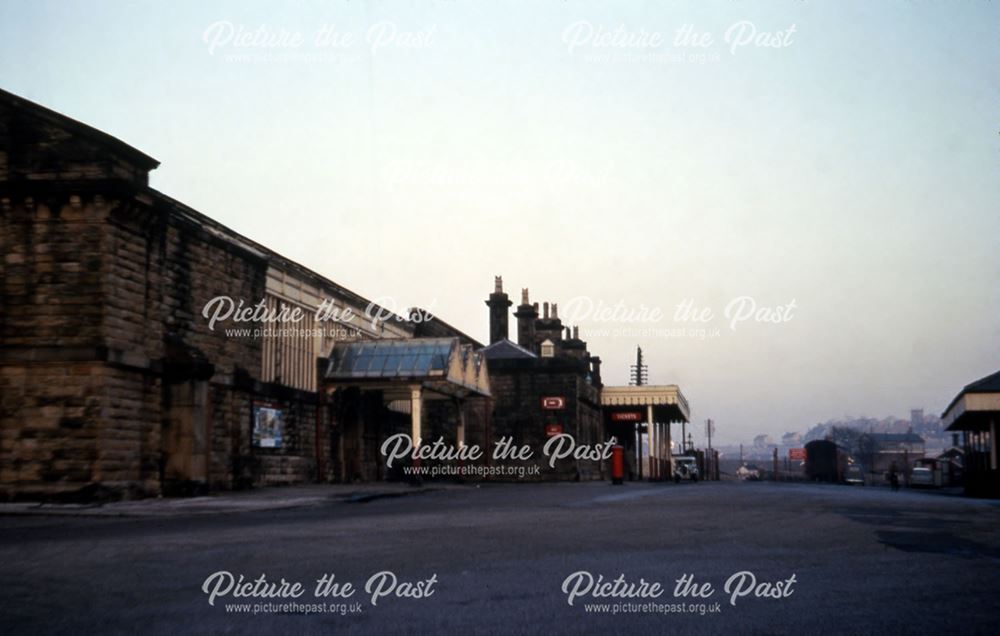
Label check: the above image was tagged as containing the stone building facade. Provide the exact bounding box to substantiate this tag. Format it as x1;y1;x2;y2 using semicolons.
0;89;425;499
480;278;605;480
0;89;615;496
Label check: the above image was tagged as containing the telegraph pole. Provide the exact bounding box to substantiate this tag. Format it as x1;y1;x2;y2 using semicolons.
629;347;648;386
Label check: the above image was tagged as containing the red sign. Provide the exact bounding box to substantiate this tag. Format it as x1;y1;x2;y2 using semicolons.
611;412;643;422
541;396;566;410
789;448;806;461
545;423;564;437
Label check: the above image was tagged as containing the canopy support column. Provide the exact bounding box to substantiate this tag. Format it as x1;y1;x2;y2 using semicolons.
991;418;997;471
666;420;673;478
411;386;423;449
647;404;655;480
455;398;466;449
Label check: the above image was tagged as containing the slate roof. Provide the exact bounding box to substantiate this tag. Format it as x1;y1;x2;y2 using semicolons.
960;369;1000;394
478;338;537;361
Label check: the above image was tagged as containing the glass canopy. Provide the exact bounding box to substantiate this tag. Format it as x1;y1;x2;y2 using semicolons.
326;338;454;379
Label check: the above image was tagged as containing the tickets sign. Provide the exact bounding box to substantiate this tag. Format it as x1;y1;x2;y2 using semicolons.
610;412;643;422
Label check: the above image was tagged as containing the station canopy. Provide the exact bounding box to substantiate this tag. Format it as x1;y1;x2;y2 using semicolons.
943;369;1000;433
601;385;690;423
324;337;490;401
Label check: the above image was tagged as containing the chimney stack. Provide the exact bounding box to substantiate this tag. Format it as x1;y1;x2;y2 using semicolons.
536;298;564;349
514;288;539;351
590;356;603;387
485;275;512;344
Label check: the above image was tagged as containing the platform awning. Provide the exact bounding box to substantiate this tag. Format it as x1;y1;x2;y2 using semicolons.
601;385;690;423
601;384;690;481
323;337;490;401
943;369;1000;432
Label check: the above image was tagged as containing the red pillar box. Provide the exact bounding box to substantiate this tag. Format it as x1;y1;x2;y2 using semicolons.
611;445;625;485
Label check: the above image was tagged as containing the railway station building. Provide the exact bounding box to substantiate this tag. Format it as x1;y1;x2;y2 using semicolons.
0;89;488;499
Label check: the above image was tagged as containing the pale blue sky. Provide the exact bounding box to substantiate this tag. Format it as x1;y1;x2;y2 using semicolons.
2;0;997;443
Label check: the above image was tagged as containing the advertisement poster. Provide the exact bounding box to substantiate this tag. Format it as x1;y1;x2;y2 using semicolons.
252;402;285;449
0;2;998;635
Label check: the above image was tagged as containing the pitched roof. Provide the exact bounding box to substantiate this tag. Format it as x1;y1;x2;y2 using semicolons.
942;368;1000;419
479;338;537;360
960;369;1000;394
410;309;484;349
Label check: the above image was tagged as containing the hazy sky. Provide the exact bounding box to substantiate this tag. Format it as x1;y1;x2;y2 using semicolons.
2;0;997;444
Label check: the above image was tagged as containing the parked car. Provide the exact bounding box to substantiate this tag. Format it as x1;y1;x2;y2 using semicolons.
909;466;936;488
844;465;865;486
736;463;760;481
673;456;699;482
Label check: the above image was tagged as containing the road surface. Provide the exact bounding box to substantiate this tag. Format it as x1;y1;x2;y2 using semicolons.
2;480;998;635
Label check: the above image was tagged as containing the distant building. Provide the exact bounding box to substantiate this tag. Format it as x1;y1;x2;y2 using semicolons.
859;432;925;476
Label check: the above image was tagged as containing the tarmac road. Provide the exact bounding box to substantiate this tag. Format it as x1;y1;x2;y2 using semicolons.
1;480;998;635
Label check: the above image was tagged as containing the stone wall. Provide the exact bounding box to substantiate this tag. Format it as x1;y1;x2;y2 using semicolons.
487;357;604;480
0;186;343;499
0;94;337;498
0;90;495;498
0;192;160;498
